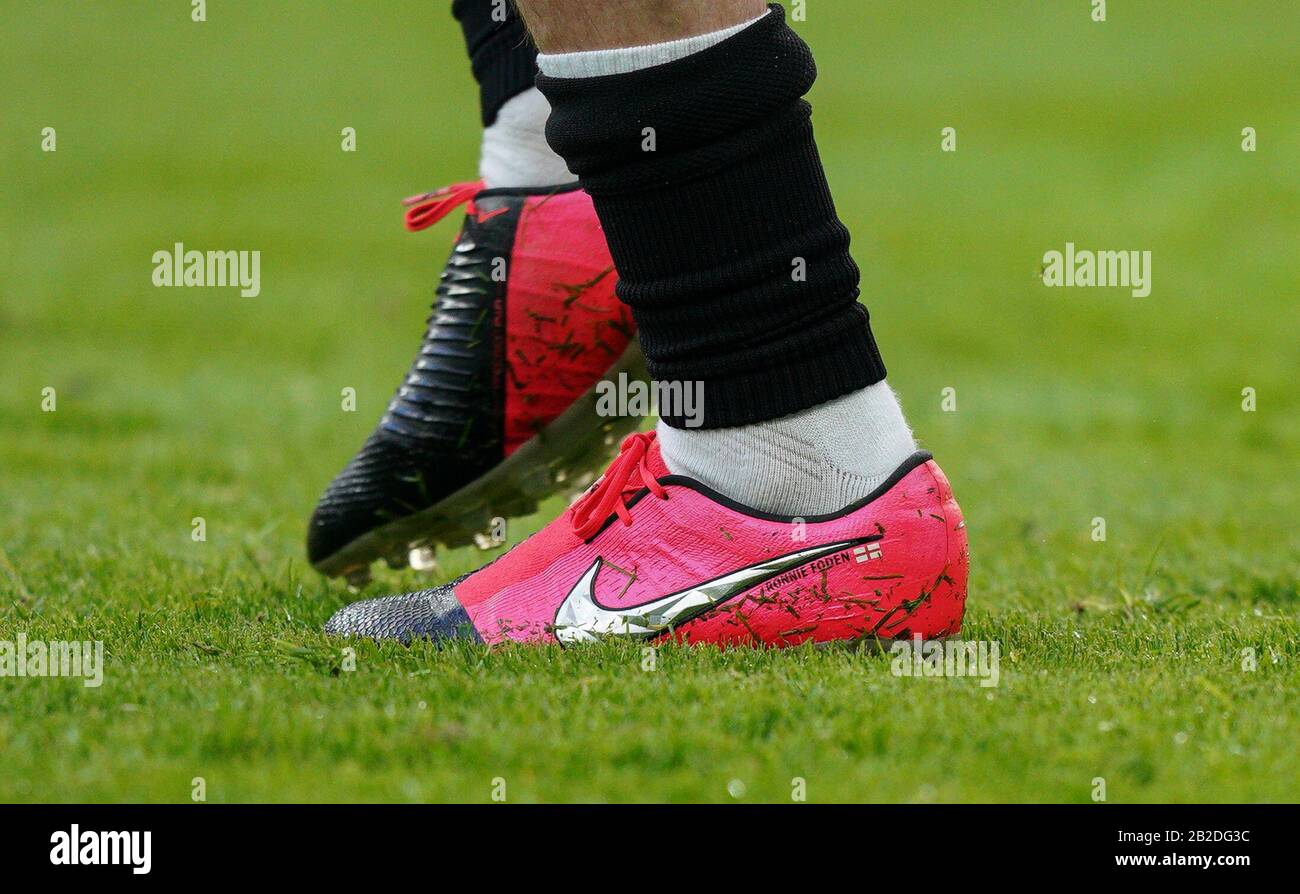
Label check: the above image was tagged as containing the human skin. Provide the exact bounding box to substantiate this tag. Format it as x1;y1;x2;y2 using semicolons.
515;0;768;52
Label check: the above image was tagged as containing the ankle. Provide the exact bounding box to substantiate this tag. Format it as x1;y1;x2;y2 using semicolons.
656;382;917;516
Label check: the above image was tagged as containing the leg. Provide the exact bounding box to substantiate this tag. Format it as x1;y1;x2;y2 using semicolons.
517;0;766;53
525;0;913;513
326;3;968;648
451;0;538;127
453;0;570;186
305;1;643;581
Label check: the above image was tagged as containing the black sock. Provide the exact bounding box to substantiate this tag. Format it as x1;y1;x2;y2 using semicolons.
452;0;538;127
535;5;885;429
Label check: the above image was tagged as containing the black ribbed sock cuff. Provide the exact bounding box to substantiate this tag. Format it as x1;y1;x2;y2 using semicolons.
452;0;538;127
536;4;885;429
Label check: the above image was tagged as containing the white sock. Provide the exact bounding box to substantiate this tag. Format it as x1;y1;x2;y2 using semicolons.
479;88;573;188
539;11;917;516
535;10;770;78
656;383;918;515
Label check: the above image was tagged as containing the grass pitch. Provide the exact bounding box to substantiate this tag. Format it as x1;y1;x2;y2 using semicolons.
1;1;1296;802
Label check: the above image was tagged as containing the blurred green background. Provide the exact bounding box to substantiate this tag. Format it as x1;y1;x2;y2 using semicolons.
0;1;1296;802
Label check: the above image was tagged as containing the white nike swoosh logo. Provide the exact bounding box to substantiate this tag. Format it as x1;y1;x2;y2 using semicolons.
552;538;873;644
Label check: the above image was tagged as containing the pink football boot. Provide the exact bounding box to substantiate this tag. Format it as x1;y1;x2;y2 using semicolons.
307;182;644;584
325;431;968;647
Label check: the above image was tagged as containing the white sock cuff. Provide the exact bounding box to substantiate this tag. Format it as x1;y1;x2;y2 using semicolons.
536;9;771;79
656;381;918;516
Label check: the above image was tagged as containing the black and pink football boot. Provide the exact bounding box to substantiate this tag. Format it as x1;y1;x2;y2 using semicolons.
307;182;643;584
